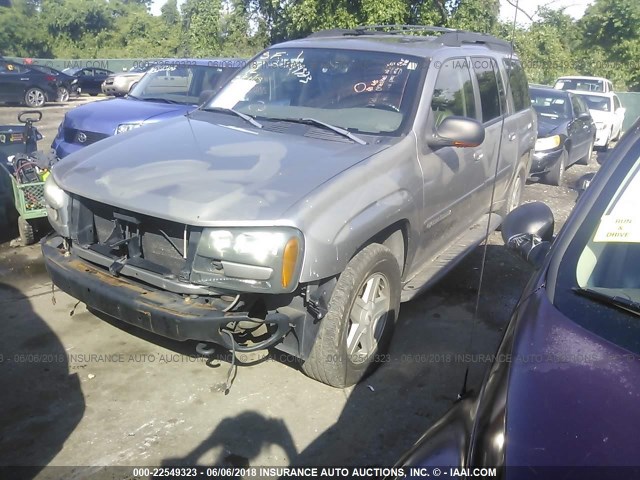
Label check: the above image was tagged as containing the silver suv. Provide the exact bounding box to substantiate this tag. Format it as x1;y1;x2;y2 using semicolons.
42;26;536;387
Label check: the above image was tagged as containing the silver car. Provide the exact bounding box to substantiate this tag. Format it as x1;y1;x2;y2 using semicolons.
42;26;536;387
101;64;152;96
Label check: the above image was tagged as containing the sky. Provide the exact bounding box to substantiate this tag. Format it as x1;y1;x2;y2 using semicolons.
150;0;595;24
499;0;594;24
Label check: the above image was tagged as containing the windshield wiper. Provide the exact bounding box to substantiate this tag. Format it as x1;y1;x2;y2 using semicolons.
202;106;263;129
284;117;367;145
140;97;182;104
573;287;640;317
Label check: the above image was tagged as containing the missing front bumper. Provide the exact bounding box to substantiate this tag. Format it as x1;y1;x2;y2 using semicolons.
42;234;302;352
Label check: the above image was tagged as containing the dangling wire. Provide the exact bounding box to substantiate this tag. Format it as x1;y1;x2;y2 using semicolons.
222;330;237;395
460;0;522;399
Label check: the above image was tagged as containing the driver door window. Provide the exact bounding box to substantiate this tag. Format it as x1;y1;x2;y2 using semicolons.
430;58;477;128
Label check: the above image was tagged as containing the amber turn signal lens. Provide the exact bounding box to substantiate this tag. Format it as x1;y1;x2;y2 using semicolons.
281;237;299;289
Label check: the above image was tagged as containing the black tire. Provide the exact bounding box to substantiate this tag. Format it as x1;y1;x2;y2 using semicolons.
57;87;70;102
24;88;46;108
90;92;99;97
18;216;35;245
302;244;401;388
543;149;566;186
577;139;594;165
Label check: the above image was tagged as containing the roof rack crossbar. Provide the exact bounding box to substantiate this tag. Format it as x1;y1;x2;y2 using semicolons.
306;25;512;52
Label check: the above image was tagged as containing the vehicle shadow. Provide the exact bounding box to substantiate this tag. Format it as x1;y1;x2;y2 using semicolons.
159;411;297;469
290;243;532;466
0;282;85;476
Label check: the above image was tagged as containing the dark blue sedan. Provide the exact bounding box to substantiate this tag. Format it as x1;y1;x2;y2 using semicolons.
394;118;640;478
529;86;596;186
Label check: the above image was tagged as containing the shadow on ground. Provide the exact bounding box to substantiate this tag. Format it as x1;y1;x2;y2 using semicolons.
0;282;85;477
156;244;532;468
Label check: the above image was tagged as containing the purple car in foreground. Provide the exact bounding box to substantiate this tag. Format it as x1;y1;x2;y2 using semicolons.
395;118;640;478
52;58;244;158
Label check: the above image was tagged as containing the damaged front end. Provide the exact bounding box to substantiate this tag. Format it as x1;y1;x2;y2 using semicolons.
42;175;331;357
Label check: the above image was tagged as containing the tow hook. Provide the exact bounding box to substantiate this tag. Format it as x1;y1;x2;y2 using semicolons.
196;342;216;356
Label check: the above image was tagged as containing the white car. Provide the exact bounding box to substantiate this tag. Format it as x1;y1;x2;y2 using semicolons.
570;91;625;150
554;75;614;93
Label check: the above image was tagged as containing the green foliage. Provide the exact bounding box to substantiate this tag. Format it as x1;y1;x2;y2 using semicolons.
0;1;51;56
0;0;638;91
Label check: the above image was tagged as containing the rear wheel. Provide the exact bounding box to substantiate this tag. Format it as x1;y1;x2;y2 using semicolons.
577;139;594;165
302;244;401;388
24;88;45;108
18;216;35;245
543;149;566;186
497;164;526;220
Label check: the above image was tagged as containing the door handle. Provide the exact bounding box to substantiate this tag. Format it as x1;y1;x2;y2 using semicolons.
508;132;517;141
473;151;484;161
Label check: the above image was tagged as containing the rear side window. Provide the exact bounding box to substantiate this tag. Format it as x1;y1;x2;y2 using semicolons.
473;57;503;123
503;59;530;112
0;62;28;74
430;58;476;126
614;95;621;110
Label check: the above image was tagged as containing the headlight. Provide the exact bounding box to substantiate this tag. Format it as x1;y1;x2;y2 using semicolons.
44;174;71;237
115;123;142;135
534;135;561;151
44;174;66;209
192;228;304;293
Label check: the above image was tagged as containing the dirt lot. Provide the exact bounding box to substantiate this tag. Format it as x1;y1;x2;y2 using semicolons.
0;101;611;476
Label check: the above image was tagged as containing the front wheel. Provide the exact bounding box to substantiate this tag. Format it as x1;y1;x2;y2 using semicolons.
543;149;566;186
57;87;70;102
302;244;401;388
24;88;46;108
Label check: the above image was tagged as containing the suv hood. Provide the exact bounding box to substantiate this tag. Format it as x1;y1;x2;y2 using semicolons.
64;98;194;135
53;113;389;225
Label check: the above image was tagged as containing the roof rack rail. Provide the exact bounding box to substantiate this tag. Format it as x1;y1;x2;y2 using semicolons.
307;24;512;51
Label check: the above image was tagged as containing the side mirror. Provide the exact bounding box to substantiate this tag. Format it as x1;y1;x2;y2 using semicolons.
578;112;591;120
427;116;485;149
501;202;554;267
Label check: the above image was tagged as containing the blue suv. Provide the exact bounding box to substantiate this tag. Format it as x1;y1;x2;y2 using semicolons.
52;58;244;158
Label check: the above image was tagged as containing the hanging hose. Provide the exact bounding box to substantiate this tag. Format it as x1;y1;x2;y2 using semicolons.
222;330;237;395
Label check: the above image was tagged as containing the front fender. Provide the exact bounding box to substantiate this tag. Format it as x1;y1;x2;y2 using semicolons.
286;134;422;283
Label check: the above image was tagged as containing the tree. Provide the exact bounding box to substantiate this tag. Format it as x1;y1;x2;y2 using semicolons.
449;0;500;34
161;0;180;25
182;0;223;56
0;0;51;56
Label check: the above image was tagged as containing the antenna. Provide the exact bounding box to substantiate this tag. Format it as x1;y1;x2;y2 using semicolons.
459;0;522;402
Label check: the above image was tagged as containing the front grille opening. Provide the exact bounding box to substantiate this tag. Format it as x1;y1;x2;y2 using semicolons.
80;197;193;277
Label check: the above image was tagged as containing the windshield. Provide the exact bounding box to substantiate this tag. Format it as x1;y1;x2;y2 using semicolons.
554;146;640;353
128;64;231;105
530;90;570;119
575;94;612;112
555;78;604;92
206;48;425;135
